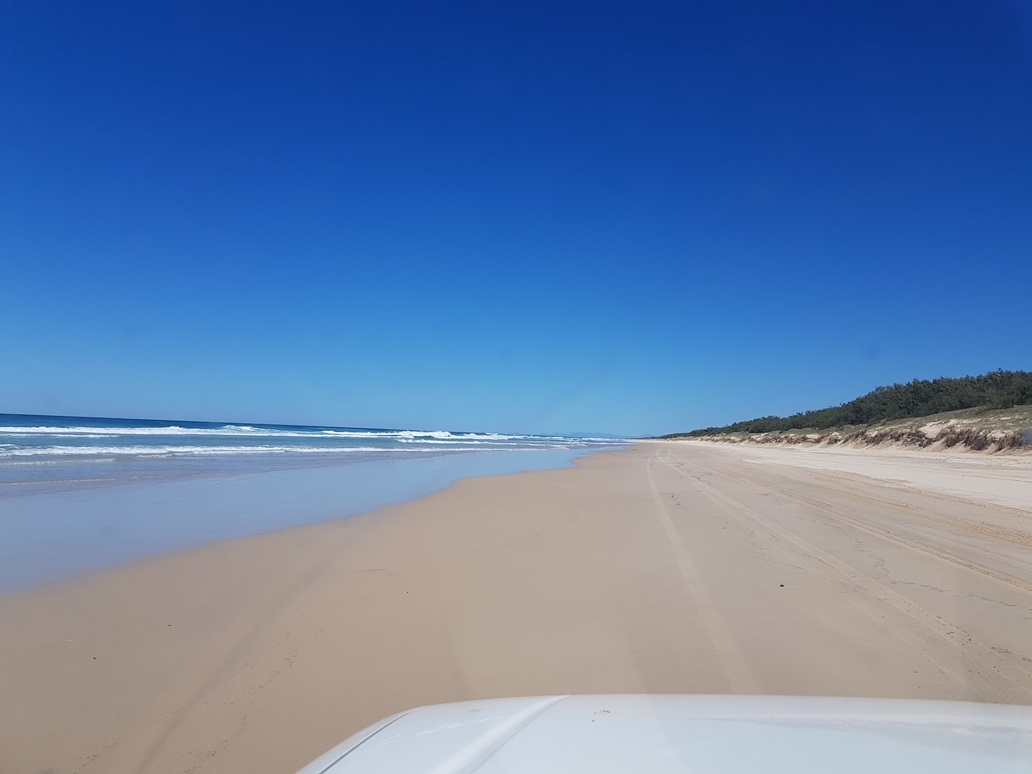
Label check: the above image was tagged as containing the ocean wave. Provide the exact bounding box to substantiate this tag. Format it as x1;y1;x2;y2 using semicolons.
0;421;625;463
0;441;597;459
0;424;579;443
0;444;416;458
397;438;516;445
0;425;331;438
10;433;119;439
392;430;545;441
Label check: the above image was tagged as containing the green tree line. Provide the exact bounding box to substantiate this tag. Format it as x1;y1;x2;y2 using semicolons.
665;370;1032;438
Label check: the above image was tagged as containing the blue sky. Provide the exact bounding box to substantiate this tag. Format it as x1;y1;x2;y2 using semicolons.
3;1;1030;437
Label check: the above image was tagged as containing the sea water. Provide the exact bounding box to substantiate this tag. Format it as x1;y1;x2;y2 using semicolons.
0;414;623;592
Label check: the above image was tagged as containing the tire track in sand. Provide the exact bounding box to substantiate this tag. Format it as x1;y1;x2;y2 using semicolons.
645;452;758;694
653;448;1032;704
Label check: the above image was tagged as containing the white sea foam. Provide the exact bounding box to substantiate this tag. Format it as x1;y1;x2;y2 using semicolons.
0;445;414;458
0;425;566;442
0;420;621;470
0;442;587;459
398;438;515;445
0;425;329;437
393;430;540;441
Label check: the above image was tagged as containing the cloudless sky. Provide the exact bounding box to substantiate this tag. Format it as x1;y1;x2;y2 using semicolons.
3;1;1030;436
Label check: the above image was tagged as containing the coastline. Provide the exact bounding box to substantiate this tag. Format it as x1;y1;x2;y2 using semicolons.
0;446;612;593
2;443;1030;774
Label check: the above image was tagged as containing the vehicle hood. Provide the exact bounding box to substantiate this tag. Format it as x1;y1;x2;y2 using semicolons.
296;694;1032;774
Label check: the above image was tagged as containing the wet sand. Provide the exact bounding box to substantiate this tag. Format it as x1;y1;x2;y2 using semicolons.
1;442;1030;773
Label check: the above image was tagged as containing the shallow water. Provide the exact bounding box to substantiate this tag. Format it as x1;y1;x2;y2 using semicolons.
0;447;616;593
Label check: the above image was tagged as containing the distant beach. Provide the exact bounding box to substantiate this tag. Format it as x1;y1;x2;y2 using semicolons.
0;414;621;591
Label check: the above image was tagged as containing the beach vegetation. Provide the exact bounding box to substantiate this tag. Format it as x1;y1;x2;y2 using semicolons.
662;370;1032;450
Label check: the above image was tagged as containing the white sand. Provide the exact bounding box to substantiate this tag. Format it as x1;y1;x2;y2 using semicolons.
1;443;1030;774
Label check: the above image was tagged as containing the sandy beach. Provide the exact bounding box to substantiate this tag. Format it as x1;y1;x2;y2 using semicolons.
2;442;1031;774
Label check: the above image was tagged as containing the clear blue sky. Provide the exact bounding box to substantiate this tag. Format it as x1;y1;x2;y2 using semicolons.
3;1;1030;437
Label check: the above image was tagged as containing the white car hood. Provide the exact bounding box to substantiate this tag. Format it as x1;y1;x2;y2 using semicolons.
296;694;1032;774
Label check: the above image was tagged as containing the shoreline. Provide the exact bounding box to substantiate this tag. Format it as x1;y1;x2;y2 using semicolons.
2;444;1030;773
0;446;617;594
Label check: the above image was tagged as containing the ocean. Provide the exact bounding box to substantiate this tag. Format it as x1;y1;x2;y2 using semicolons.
0;414;624;592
